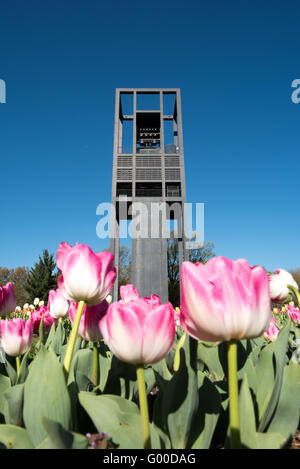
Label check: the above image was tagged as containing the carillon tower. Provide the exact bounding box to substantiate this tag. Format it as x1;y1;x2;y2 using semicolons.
110;88;188;302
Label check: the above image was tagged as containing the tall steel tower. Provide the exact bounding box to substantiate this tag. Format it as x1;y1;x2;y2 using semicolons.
110;88;188;302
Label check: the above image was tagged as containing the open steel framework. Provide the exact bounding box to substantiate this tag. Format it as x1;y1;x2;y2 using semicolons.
110;88;189;302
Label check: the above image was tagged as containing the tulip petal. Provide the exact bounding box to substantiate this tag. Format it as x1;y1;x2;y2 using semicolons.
142;303;175;364
56;242;72;270
101;302;144;364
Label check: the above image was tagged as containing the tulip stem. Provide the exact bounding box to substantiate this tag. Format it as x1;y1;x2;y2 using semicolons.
92;342;99;386
227;340;241;449
136;364;151;449
173;332;186;372
63;300;85;377
16;355;20;377
287;284;300;307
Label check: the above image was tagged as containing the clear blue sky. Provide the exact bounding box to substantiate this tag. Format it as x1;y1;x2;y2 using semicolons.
0;0;299;272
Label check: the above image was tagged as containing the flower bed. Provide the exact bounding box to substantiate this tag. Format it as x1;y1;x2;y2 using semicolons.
0;243;299;449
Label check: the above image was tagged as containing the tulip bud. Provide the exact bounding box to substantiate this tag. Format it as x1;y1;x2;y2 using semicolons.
269;269;299;304
0;318;33;356
0;283;16;317
38;301;44;307
56;242;117;306
23;303;29;310
15;306;21;313
33;298;40;306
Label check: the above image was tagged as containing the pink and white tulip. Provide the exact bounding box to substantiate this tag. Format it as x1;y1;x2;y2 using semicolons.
0;318;33;356
31;305;56;334
264;317;280;341
100;285;175;364
287;304;300;325
180;257;272;342
57;242;117;306
268;269;299;304
48;289;70;319
69;300;109;342
0;282;16;316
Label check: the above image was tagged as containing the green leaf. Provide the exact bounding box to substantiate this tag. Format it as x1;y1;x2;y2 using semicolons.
23;346;72;446
267;361;300;443
0;424;34;449
150;423;171;450
133;366;156;399
5;357;17;385
239;374;257;449
51;321;66;355
255;432;285;449
258;322;291;432
45;322;56;348
16;350;31;384
4;384;24;427
39;417;88;449
0;374;11;423
39;315;46;345
197;342;224;381
70;348;94;392
151;360;173;434
60;337;82;367
152;358;172;384
78;392;143;449
161;342;199;449
188;372;221;449
249;337;265;365
98;343;111;392
104;356;137;400
75;348;94;381
237;353;257;395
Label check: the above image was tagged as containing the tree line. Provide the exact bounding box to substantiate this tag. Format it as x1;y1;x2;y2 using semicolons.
2;242;297;308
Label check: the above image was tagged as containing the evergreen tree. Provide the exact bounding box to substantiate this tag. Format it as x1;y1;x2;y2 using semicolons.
23;250;58;303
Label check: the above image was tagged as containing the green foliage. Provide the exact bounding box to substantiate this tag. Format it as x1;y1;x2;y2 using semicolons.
0;310;298;449
4;384;24;427
39;418;88;449
153;337;221;449
23;249;58;303
0;425;34;449
79;392;144;449
23;346;72;446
